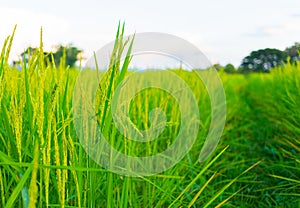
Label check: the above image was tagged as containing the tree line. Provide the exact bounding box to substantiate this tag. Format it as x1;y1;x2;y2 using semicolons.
14;44;82;68
219;42;300;73
14;42;300;72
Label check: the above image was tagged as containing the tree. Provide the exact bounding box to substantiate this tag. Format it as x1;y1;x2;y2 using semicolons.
224;63;236;73
212;63;223;71
53;44;82;68
19;47;51;66
284;42;300;63
240;48;287;72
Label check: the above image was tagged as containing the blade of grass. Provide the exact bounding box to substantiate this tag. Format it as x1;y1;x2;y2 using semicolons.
168;146;229;207
4;166;32;208
187;172;217;208
202;161;261;208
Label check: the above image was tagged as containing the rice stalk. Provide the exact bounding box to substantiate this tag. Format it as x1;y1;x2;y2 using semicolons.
0;168;5;207
28;141;40;208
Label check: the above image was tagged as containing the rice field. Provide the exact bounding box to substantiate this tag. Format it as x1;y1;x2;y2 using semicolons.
0;26;299;207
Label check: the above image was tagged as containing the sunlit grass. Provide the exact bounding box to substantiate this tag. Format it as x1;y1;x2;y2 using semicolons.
0;24;299;207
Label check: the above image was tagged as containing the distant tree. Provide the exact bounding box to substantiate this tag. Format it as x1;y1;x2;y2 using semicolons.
53;44;82;68
224;63;236;73
236;66;244;74
240;48;287;72
20;47;51;66
284;42;300;63
20;47;37;63
212;63;223;71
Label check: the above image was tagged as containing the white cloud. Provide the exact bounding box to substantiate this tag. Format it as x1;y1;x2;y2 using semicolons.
245;18;300;40
0;7;70;63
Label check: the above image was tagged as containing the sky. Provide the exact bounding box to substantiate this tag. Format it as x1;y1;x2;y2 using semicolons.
1;0;300;67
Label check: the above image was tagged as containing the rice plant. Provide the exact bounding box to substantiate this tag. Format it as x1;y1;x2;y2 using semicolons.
0;23;299;208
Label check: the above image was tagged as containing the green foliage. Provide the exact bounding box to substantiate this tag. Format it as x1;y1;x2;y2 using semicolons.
0;25;299;208
52;44;82;68
241;48;287;72
224;63;236;73
213;63;223;71
20;47;52;66
284;42;300;62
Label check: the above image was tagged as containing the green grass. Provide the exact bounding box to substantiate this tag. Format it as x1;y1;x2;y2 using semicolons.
0;24;299;207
